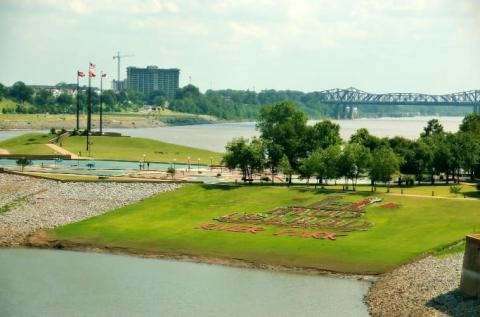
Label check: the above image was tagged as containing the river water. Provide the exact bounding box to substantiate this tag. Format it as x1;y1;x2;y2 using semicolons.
107;116;464;152
0;249;370;317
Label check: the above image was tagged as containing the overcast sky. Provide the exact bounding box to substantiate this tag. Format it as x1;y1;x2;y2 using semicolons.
0;0;479;93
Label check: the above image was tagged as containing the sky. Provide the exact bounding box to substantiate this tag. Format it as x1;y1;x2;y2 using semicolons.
0;0;479;94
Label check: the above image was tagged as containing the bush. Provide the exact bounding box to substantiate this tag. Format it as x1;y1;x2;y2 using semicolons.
476;183;480;190
449;185;462;196
50;128;56;135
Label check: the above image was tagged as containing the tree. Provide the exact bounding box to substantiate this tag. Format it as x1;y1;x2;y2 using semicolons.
349;128;386;151
0;83;6;100
56;93;74;111
338;143;371;190
264;141;284;184
459;113;480;136
34;89;54;107
307;120;342;151
369;146;400;191
455;132;480;180
222;137;265;183
420;119;444;138
279;155;293;185
8;81;33;103
257;101;308;177
16;157;32;172
299;150;321;185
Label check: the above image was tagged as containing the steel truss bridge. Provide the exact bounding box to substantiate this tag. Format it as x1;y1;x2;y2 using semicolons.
317;88;480;118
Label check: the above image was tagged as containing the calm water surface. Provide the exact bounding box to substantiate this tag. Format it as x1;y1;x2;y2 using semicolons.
0;249;370;317
108;116;464;152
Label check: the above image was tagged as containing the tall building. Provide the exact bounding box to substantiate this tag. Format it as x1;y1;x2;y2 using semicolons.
126;66;180;99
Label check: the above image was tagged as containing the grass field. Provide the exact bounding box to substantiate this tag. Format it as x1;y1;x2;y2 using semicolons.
0;133;57;155
51;184;480;274
0;133;222;164
62;135;223;164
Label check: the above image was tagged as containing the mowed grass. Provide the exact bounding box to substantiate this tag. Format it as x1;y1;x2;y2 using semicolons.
51;184;480;274
62;135;223;164
0;133;57;155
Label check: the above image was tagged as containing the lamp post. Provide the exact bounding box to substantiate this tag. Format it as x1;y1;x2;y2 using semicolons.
173;158;176;169
197;158;200;172
210;156;213;170
143;154;146;170
187;156;191;170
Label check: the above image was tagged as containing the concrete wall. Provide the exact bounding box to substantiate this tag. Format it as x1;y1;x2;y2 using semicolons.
460;234;480;298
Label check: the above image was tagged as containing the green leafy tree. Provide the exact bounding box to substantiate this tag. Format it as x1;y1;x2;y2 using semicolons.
349;128;386;151
257;101;308;177
459;113;480;136
420;119;444;138
16;157;32;172
338;143;371;190
369;146;400;190
222;137;265;183
279;155;293;185
9;81;33;103
307;120;342;151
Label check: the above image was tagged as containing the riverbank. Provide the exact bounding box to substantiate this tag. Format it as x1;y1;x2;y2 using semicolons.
0;112;217;130
366;253;480;316
0;173;182;246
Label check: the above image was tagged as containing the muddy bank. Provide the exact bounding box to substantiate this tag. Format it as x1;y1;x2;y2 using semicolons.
366;253;479;316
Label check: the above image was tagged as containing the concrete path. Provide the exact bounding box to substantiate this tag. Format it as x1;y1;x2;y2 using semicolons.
385;192;478;201
45;143;80;159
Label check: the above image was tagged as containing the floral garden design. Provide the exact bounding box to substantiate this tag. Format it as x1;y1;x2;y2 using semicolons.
214;195;382;232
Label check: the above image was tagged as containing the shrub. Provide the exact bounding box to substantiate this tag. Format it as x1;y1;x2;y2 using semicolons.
50;128;56;135
449;185;462;196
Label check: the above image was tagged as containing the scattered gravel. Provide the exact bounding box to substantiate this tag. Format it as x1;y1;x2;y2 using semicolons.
366;253;480;316
0;173;182;246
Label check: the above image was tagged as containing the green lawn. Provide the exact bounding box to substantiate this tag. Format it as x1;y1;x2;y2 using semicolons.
51;184;480;274
0;133;223;164
0;133;57;155
62;135;223;164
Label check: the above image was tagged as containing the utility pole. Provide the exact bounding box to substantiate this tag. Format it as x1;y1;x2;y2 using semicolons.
113;52;134;91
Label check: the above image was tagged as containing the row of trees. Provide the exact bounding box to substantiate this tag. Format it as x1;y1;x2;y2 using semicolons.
223;101;480;187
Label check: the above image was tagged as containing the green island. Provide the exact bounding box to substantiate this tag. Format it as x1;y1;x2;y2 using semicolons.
50;184;480;274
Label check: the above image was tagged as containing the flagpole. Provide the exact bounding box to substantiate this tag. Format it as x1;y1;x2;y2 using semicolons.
76;72;80;130
86;64;92;151
100;72;103;134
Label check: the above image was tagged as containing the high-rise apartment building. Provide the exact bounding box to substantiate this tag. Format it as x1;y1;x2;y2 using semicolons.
126;66;180;99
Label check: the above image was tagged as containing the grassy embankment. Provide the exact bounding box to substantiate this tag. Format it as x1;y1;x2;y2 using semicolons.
0;106;217;129
50;184;480;274
0;133;223;164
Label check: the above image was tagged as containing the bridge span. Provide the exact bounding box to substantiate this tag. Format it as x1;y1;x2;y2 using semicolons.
316;88;480;119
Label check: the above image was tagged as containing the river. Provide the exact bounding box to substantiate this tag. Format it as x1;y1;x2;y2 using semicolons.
0;249;370;317
107;116;464;152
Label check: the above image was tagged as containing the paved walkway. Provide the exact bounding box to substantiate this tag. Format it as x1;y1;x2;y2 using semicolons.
45;143;81;159
385;192;478;201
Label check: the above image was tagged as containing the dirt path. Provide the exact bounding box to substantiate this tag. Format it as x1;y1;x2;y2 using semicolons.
0;148;10;154
45;143;80;159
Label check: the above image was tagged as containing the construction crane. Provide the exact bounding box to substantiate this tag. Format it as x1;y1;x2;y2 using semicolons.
112;51;134;91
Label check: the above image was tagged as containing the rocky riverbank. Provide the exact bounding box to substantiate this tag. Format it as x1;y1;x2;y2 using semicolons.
366;253;480;316
0;173;182;246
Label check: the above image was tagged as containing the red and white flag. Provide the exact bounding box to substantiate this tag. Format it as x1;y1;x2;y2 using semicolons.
89;62;96;71
88;71;96;78
77;71;85;77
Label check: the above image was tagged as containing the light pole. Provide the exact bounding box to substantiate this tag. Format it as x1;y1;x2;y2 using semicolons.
187;156;191;171
143;154;146;170
197;158;200;172
210;156;213;170
173;158;176;169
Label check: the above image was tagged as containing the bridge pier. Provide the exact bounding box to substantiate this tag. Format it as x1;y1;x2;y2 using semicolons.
474;104;479;114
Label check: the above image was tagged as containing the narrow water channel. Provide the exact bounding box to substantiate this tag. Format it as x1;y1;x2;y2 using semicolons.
0;249;371;317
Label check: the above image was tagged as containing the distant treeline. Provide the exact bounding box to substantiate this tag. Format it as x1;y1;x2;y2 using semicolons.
0;81;471;118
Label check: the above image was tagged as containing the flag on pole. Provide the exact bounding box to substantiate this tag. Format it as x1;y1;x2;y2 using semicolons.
77;71;85;77
89;63;96;71
101;73;107;78
88;71;96;78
